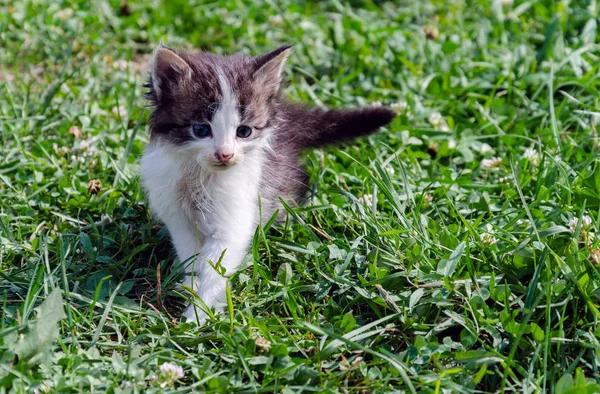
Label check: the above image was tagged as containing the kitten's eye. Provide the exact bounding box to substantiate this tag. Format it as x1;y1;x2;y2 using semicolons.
192;124;212;138
236;125;252;139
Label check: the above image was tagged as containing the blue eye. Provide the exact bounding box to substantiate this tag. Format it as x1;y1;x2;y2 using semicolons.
236;125;252;138
192;124;212;138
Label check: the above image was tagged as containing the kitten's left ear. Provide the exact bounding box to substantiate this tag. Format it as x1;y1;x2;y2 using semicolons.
148;45;193;102
253;45;292;95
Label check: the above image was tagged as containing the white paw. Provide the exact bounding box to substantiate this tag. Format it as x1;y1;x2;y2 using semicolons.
181;304;208;325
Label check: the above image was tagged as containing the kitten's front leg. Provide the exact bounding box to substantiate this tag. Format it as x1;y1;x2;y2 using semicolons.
156;220;221;323
181;233;252;324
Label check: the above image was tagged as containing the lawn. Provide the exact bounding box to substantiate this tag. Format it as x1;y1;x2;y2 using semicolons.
1;0;600;392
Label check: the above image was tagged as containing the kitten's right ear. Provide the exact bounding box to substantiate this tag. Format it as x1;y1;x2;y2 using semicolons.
148;45;192;102
253;45;292;96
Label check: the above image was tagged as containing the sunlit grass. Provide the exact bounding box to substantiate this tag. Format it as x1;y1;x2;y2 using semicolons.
1;0;600;392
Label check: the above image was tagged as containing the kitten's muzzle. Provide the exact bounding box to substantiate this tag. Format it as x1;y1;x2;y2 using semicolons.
214;151;235;166
215;151;234;163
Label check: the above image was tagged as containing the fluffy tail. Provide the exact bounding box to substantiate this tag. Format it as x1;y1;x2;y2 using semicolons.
283;105;396;149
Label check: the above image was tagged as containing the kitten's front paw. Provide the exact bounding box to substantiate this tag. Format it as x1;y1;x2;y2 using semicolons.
181;304;209;326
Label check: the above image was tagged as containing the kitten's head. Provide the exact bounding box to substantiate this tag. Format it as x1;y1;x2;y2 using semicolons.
145;44;291;170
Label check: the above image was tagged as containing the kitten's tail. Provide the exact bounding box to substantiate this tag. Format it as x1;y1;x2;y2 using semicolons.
294;106;396;149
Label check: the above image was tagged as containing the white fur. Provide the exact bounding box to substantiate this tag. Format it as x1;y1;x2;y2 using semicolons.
140;70;265;324
210;71;239;160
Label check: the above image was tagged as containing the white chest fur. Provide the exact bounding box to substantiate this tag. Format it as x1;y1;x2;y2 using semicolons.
141;143;263;236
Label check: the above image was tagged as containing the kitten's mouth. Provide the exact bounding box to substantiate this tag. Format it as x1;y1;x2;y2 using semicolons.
212;162;234;170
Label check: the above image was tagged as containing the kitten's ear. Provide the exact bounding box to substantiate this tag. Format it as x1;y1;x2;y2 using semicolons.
253;45;292;95
148;45;192;102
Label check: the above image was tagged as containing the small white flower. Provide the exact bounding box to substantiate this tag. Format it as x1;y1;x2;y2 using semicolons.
480;157;502;170
359;194;373;207
79;140;89;151
424;194;433;203
522;148;540;167
568;218;577;232
428;112;444;127
159;362;184;387
371;101;383;107
390;101;408;114
439;123;450;132
569;216;593;233
569;216;596;246
386;166;396;176
76;135;100;154
480;233;498;247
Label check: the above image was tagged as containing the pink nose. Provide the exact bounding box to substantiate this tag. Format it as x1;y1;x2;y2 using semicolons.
215;151;234;163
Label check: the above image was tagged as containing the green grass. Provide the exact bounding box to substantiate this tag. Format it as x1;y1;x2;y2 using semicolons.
1;0;600;392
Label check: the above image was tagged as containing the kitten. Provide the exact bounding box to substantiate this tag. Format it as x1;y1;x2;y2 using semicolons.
140;44;395;323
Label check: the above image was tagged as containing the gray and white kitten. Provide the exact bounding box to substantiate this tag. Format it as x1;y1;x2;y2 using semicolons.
140;44;395;323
